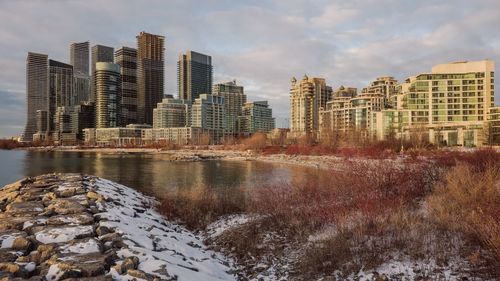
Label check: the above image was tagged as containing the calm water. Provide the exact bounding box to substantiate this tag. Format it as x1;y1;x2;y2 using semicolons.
0;150;325;198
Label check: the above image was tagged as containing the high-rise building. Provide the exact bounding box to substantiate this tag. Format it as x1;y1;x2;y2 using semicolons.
213;80;246;135
73;72;90;105
289;75;332;139
91;44;114;102
191;94;225;144
70;41;89;76
48;60;73;133
22;52;48;142
239;101;275;134
153;97;191;128
178;50;213;102
115;47;138;125
34;110;48;141
95;62;121;128
137;31;165;125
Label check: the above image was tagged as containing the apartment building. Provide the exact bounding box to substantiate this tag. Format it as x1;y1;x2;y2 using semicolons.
95;62;121;128
137;32;165;125
115;47;138;125
289;75;332;139
373;60;495;147
319;92;384;136
70;41;89;76
191;94;225;144
213;80;246;135
22;52;49;142
178;50;213;102
239;101;275;134
153;98;191;128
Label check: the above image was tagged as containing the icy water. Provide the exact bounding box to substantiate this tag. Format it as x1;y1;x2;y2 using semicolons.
0;149;326;197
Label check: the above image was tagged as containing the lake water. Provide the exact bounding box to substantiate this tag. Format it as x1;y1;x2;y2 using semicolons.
0;149;325;198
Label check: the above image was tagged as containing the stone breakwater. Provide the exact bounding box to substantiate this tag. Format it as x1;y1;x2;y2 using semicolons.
0;174;234;281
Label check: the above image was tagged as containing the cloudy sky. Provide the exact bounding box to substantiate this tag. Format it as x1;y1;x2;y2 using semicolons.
1;0;499;137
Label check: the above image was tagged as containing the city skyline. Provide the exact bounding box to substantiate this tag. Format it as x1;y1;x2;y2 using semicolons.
2;0;500;137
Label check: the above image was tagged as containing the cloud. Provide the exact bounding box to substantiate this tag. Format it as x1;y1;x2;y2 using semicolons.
0;0;499;137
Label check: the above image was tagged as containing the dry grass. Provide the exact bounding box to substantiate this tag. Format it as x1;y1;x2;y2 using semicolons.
158;186;247;230
427;163;500;261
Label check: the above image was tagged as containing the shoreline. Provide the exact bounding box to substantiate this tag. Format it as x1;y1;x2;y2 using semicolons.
16;146;348;169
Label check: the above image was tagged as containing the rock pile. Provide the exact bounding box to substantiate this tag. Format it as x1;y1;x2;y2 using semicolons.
0;174;234;281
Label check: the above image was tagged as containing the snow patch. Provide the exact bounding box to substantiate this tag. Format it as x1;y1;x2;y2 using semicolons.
35;225;93;244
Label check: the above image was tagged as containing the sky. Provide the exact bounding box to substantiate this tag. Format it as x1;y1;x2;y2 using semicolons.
1;0;500;137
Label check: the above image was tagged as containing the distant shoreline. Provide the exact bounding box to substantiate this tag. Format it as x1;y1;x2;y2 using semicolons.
14;146;345;169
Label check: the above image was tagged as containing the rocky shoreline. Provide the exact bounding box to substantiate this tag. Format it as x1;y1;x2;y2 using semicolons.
0;174;234;281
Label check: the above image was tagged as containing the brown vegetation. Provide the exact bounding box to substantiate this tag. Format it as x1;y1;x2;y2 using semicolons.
159;186;247;230
0;139;24;150
157;149;500;278
427;163;500;260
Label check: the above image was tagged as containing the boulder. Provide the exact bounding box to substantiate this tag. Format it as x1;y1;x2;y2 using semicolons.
86;191;103;202
4;202;44;217
46;199;85;215
47;213;94;226
0;263;20;275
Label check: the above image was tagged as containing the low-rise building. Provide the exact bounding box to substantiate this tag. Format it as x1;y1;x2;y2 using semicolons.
142;127;206;145
84;124;151;146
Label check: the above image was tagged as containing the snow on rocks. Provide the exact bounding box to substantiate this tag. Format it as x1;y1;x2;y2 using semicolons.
0;174;235;280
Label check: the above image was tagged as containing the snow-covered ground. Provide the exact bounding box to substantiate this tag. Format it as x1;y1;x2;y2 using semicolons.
90;177;235;281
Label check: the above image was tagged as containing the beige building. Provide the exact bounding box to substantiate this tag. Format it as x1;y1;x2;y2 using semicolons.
362;76;398;107
153;97;191;128
319;92;384;136
372;60;495;147
289;75;332;139
142;127;206;145
84;124;150;146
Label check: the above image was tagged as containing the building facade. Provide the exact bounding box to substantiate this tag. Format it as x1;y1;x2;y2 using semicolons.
95;62;121;128
70;41;89;76
213;80;246;135
191;94;225;144
143;127;205;145
72;102;95;140
48;60;74;133
362;76;398;107
370;60;495;147
178;51;213;102
289;75;332;139
90;44;114;102
73;72;90;105
22;52;49;142
137;31;165;125
115;47;138;126
153;98;191;128
319;93;384;135
239;101;275;134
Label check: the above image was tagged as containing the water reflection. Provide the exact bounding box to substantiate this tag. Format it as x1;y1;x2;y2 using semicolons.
0;150;328;199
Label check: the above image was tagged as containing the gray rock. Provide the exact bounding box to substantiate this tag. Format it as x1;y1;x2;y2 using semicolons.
4;202;44;217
